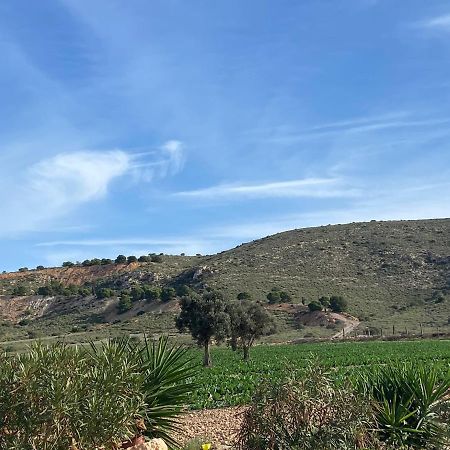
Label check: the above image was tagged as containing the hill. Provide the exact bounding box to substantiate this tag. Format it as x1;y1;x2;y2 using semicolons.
0;218;449;346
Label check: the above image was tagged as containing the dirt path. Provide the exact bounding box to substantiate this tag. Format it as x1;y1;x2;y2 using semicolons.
331;313;360;339
174;407;245;448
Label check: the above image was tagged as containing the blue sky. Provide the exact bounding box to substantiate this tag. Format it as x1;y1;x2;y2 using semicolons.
1;0;450;271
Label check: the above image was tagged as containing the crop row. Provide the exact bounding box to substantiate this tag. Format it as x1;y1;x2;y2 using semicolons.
188;339;450;409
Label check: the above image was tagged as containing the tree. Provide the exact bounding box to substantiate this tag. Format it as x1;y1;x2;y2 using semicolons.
280;291;292;303
130;286;145;302
267;288;282;304
144;286;161;302
228;302;276;360
96;288;114;299
18;267;28;272
62;261;74;267
138;255;151;263
115;255;127;264
36;265;45;271
127;255;138;264
176;291;231;366
150;254;163;263
319;296;330;310
308;301;323;312
237;292;252;302
161;287;177;303
330;295;348;313
117;294;132;313
101;258;113;265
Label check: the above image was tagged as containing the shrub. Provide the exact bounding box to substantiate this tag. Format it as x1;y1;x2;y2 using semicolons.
12;285;29;296
356;362;450;448
308;301;322;312
134;336;197;446
118;294;133;313
115;254;127;264
150;254;163;263
330;295;348;312
144;286;161;302
236;362;378;450
0;337;196;449
96;287;115;299
161;287;177;302
62;261;74;267
127;255;138;263
0;341;144;449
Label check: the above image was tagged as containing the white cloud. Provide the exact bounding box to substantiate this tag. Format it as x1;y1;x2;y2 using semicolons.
30;150;130;204
419;14;450;31
0;151;130;236
174;178;360;200
130;140;185;181
162;140;184;174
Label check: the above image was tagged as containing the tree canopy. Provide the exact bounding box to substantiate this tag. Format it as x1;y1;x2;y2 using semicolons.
176;290;231;366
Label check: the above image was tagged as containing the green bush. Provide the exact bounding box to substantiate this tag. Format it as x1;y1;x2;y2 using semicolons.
308;301;323;312
0;341;144;449
0;337;197;449
236;362;378;450
356;363;450;449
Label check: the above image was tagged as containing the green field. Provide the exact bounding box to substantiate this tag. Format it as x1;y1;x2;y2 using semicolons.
189;339;450;409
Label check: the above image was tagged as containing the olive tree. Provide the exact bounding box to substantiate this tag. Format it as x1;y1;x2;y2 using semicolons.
228;302;276;360
176;291;230;367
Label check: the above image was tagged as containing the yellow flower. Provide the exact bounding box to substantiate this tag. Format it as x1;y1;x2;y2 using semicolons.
201;444;211;450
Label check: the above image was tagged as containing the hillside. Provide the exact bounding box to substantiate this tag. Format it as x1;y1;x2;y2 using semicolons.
201;218;450;333
0;218;449;345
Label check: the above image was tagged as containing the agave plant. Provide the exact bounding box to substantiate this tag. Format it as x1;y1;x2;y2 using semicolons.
356;363;450;449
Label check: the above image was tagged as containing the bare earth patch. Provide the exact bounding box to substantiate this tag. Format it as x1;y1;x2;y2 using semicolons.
174;407;246;448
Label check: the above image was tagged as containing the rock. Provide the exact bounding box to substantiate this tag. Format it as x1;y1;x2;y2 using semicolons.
128;438;168;450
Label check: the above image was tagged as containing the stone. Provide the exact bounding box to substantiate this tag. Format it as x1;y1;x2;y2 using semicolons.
128;438;168;450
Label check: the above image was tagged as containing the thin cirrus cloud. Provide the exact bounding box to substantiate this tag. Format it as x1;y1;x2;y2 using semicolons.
0;141;184;236
174;178;360;200
418;14;450;31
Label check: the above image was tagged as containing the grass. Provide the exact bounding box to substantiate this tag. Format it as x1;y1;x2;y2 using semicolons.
187;339;450;409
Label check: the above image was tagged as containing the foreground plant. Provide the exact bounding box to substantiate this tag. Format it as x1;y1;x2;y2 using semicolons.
356;362;450;449
0;336;196;450
236;362;379;450
0;341;144;449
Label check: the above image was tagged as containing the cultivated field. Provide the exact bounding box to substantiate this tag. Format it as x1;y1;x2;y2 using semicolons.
189;339;450;409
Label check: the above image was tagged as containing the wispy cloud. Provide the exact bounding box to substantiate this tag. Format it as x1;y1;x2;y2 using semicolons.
130;140;185;181
0;141;184;236
262;116;450;144
174;178;359;200
418;14;450;31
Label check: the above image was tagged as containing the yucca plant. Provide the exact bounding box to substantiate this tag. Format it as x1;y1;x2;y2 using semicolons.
135;335;198;448
356;363;450;449
88;335;198;448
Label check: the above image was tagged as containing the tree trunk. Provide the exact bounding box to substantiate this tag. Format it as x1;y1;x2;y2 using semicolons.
203;340;212;367
243;345;250;361
231;335;238;351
